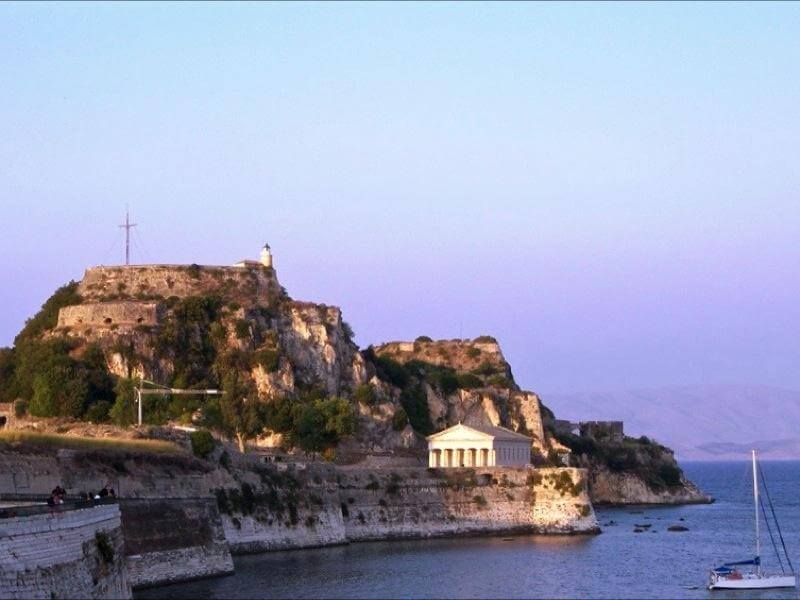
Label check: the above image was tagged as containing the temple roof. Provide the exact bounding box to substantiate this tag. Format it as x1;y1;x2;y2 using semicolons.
426;422;531;442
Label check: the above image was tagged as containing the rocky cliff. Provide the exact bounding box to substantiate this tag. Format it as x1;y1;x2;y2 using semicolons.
0;256;709;505
50;263;366;398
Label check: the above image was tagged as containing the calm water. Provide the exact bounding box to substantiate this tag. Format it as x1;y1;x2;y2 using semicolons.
137;462;800;599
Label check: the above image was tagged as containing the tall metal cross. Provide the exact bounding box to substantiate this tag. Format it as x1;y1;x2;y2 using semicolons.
118;207;137;265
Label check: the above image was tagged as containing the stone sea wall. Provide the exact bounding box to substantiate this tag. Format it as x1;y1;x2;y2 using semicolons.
216;464;598;552
338;466;598;541
119;498;234;588
0;449;598;594
0;449;234;590
0;504;131;599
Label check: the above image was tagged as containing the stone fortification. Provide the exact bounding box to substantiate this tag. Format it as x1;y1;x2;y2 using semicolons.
119;498;233;588
77;264;283;306
57;301;161;330
0;503;131;599
0;449;233;589
375;337;514;381
579;421;624;442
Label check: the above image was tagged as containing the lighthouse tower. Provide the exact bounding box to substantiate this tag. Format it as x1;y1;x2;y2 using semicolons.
260;243;273;268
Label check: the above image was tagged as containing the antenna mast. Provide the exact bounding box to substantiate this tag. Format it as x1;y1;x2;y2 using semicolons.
118;207;137;265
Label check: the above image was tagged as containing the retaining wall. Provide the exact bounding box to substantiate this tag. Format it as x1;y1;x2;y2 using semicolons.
0;504;131;599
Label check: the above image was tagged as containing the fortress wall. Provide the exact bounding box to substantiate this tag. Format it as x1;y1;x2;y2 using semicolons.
375;338;510;374
531;468;598;533
0;504;131;599
0;451;234;590
57;302;160;329
119;498;233;589
77;264;282;305
338;466;598;541
0;451;597;594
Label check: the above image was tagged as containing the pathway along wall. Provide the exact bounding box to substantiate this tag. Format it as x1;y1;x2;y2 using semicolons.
0;503;131;599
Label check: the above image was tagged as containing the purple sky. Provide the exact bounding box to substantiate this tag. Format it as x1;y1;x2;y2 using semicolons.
1;3;799;395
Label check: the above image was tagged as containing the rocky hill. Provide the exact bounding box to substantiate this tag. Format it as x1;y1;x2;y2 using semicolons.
0;254;708;503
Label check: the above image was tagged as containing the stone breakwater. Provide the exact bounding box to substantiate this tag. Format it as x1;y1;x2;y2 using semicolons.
0;449;598;593
0;503;131;599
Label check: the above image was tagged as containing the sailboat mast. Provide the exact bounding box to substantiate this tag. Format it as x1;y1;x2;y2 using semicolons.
752;449;761;575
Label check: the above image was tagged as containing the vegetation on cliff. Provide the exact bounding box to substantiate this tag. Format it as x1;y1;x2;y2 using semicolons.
553;430;683;491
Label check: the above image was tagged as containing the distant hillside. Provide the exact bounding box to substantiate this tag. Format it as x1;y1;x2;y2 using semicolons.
543;385;800;460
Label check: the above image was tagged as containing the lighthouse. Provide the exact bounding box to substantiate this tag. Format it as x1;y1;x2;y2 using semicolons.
260;243;273;268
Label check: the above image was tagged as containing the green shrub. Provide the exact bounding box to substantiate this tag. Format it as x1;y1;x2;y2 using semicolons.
14;281;81;344
95;531;115;564
392;407;408;431
399;384;433;435
486;375;513;388
473;494;487;508
415;336;433;343
353;383;377;405
657;462;682;487
473;362;498;376
12;399;27;418
85;401;111;423
342;321;355;341
526;471;543;486
155;295;223;389
456;373;482;389
190;430;216;458
466;347;481;359
264;394;355;453
234;319;251;340
109;378;137;426
373;355;410;388
473;335;497;343
252;348;280;372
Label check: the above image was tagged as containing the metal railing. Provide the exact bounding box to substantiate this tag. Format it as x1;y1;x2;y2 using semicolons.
0;497;118;519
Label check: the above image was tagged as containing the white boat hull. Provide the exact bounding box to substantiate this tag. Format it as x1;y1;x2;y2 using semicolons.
709;575;796;590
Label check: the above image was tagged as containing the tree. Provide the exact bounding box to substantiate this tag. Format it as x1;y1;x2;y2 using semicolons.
218;372;264;453
14;281;81;344
288;396;355;453
262;393;355;454
0;348;17;403
110;378;137;426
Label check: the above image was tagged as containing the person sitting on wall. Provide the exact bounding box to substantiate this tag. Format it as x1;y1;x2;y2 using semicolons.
50;486;65;504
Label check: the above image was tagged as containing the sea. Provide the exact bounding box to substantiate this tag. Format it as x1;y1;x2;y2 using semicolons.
136;461;800;599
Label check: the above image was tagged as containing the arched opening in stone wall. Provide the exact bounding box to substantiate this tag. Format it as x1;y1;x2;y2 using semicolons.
0;416;7;429
104;317;113;324
137;317;144;323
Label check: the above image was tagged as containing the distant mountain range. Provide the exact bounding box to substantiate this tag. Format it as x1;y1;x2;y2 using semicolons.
543;384;800;460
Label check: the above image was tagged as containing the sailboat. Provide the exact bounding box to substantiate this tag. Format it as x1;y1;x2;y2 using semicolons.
708;450;796;590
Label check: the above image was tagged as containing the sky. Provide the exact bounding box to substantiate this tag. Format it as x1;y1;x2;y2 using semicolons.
1;2;798;396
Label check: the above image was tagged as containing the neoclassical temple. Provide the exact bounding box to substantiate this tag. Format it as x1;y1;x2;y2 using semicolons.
426;423;532;468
